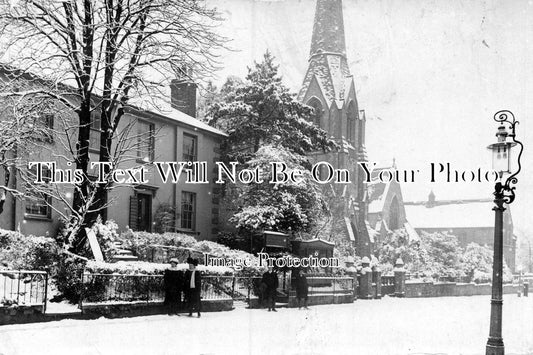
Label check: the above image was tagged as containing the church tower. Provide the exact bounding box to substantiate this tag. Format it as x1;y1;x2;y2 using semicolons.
299;0;372;257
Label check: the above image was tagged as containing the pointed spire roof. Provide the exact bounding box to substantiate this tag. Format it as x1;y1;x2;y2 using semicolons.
309;0;346;59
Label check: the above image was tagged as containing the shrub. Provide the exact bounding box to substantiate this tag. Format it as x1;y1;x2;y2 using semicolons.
0;229;59;270
217;231;250;252
115;231;264;276
90;217;119;260
154;203;176;233
50;254;87;303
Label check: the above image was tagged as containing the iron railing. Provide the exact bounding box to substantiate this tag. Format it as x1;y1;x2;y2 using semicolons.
381;275;395;295
81;272;165;305
0;270;48;311
202;275;235;300
80;273;240;308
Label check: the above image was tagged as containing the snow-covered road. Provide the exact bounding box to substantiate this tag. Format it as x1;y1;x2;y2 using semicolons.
1;295;532;355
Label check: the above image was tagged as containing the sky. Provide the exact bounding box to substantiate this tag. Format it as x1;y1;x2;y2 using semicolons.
206;0;533;237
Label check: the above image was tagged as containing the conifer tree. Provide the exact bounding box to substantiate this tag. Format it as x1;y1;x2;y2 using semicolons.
209;51;336;163
209;52;336;235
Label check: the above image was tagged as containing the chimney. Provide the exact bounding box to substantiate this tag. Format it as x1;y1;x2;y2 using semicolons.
170;67;197;118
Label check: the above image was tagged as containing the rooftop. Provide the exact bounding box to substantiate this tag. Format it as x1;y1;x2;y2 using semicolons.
404;201;496;229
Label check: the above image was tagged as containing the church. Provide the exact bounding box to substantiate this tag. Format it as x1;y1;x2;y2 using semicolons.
297;0;374;257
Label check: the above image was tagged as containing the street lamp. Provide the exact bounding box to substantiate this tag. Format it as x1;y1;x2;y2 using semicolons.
485;110;524;355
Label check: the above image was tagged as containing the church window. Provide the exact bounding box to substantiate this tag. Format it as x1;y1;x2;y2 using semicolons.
346;101;356;143
306;98;323;128
389;196;400;230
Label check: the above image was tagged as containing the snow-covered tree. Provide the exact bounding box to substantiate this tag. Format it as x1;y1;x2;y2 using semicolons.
461;242;493;283
209;52;336;237
209;51;336;163
230;145;325;233
0;0;227;247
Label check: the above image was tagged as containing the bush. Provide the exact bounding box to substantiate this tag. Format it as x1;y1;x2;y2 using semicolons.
52;254;86;303
217;231;250;252
154;203;176;233
90;217;119;260
0;228;59;270
115;231;264;276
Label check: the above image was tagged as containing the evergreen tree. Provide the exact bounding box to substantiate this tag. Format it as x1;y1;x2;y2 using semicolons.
230;145;324;233
209;51;336;163
209;51;336;235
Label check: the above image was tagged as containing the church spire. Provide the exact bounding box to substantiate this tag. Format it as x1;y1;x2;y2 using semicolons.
309;0;346;59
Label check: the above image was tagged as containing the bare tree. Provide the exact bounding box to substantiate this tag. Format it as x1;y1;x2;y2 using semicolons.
0;0;227;248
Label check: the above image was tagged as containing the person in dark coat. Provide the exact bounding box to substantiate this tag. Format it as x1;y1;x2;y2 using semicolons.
261;267;278;312
164;258;183;315
183;257;202;317
295;269;309;309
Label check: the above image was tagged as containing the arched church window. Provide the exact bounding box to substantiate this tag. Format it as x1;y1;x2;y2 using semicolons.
357;117;364;148
389;196;400;230
306;97;323;128
346;101;356;143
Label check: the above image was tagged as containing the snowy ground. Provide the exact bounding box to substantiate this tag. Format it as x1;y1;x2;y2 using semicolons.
1;295;532;355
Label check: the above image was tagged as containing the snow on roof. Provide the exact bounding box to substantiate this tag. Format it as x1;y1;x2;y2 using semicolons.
404;202;495;229
344;217;355;242
403;221;420;242
263;230;289;236
128;96;226;137
365;221;377;243
368;181;390;213
299;238;336;246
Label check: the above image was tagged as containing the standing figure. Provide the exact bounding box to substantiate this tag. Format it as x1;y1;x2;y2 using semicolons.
184;257;202;317
262;267;278;312
295;269;309;309
164;258;182;315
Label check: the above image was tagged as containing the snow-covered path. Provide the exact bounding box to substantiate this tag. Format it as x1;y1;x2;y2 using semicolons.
1;295;532;355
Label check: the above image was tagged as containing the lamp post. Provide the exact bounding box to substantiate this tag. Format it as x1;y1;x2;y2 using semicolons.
485;110;523;355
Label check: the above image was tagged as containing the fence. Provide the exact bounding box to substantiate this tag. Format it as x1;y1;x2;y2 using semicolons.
80;273;240;307
81;273;165;305
0;270;48;311
381;275;395;296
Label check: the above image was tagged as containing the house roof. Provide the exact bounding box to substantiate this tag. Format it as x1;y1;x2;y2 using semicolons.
404;201;496;229
0;64;227;137
127;96;227;137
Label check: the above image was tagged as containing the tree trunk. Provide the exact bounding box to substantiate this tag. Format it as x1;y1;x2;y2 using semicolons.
71;102;92;250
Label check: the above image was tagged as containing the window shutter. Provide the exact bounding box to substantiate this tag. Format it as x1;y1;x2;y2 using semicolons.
129;196;138;231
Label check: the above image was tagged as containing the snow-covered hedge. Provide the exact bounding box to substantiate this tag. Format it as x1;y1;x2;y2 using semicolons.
116;230;264;276
0;228;59;270
85;260;234;276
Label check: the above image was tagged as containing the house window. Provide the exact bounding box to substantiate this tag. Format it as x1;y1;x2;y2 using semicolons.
137;120;155;162
182;133;197;162
31;114;54;141
89;113;101;153
36;114;54;129
181;191;196;230
25;167;52;219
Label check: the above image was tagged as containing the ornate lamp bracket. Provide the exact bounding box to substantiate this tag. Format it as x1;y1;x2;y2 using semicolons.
493;110;523;205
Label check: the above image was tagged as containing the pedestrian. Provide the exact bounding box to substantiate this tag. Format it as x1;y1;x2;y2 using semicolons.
261;266;278;312
184;257;202;317
295;269;309;309
163;258;182;315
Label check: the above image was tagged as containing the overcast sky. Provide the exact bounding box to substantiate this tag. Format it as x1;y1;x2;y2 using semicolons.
207;0;533;237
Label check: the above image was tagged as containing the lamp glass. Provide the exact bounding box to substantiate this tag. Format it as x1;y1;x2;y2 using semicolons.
491;144;510;174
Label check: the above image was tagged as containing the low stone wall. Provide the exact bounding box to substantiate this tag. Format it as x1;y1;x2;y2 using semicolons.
81;298;233;318
0;305;45;325
405;282;520;298
288;293;353;307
